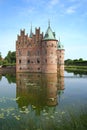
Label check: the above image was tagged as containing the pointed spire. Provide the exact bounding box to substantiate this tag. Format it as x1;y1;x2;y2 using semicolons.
30;23;33;38
58;37;61;47
43;20;56;40
59;37;60;42
48;19;50;28
58;36;64;49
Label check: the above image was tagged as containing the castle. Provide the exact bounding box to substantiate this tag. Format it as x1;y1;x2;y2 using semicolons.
16;22;64;74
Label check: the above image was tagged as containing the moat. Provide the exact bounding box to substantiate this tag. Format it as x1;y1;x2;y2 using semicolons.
0;71;87;130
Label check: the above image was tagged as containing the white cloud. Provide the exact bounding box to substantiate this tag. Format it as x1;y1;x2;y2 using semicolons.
50;0;59;5
60;1;83;15
48;0;59;8
65;6;76;14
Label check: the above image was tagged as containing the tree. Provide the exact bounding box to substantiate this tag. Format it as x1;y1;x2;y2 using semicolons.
65;59;73;65
79;58;83;61
0;52;2;60
0;52;2;65
5;51;16;64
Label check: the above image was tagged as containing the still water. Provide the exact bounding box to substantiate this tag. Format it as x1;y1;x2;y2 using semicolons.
0;71;87;130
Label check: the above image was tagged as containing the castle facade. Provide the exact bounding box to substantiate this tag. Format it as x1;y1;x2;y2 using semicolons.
16;23;64;74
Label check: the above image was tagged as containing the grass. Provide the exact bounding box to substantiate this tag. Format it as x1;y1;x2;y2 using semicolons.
0;106;87;130
65;65;87;75
59;111;87;130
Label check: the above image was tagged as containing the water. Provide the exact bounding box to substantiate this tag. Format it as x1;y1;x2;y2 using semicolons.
0;71;87;130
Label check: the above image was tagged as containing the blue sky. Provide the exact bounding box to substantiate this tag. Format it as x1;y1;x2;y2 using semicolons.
0;0;87;60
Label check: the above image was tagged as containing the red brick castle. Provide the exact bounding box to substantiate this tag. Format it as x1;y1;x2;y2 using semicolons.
16;22;64;74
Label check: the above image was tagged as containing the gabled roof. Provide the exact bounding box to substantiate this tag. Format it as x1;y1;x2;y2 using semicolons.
43;22;56;40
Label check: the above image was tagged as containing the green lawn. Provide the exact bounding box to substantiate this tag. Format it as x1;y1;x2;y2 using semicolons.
65;65;87;75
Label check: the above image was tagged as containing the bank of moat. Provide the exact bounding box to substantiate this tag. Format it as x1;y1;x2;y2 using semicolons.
16;22;65;74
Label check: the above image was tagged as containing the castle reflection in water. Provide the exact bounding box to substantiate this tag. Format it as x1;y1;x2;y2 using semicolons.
16;70;64;110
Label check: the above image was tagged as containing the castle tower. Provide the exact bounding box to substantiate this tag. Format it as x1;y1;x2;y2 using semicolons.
57;37;65;76
41;22;58;73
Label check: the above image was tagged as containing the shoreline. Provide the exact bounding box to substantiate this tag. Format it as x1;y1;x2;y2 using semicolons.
0;66;16;74
65;65;87;75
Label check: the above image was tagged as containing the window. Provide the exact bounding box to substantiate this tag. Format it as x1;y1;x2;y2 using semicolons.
45;59;47;63
19;60;21;64
37;59;40;63
38;68;40;70
27;60;30;64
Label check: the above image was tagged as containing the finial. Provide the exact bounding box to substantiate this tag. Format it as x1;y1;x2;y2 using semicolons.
30;22;33;38
30;22;32;31
59;37;60;42
48;19;50;27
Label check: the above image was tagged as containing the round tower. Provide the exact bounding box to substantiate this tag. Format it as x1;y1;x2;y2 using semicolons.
57;38;65;76
42;22;58;73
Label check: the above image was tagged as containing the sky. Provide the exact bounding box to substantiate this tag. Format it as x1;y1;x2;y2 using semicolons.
0;0;87;60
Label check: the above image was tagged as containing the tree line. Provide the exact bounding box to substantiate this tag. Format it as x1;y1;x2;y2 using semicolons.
0;51;16;67
65;58;87;66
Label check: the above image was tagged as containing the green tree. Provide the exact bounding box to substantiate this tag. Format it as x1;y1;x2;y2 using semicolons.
0;52;2;65
65;59;73;65
5;51;16;64
0;52;2;60
79;58;83;61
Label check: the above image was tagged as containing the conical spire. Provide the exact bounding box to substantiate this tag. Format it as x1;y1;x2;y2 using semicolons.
59;37;61;46
48;19;50;28
43;21;56;40
57;37;64;49
29;23;33;38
